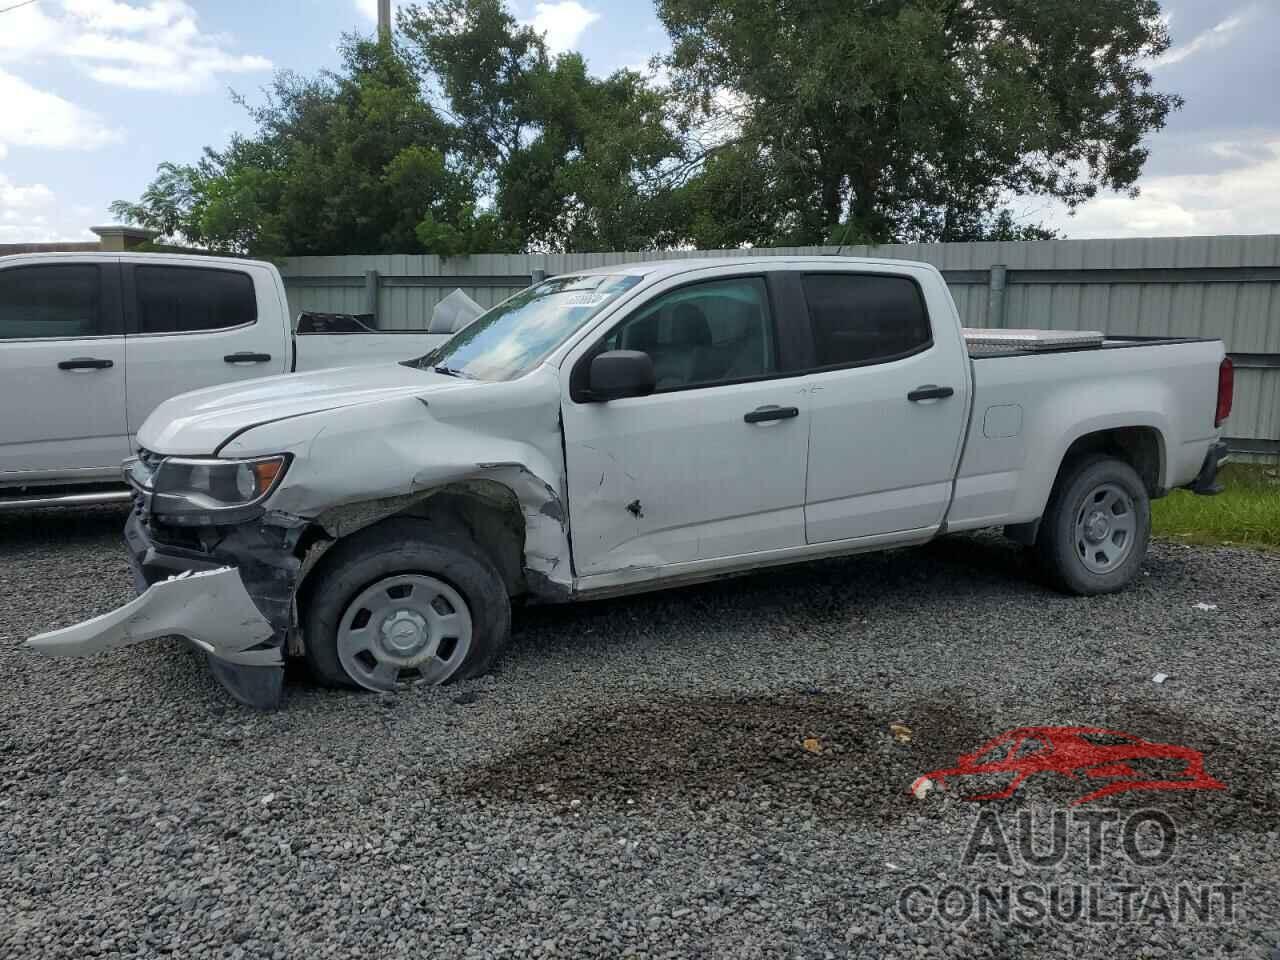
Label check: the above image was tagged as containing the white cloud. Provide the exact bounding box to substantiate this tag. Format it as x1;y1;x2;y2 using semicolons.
0;0;271;93
0;173;96;243
1152;8;1253;69
356;1;599;56
0;69;121;154
1041;140;1280;238
526;1;600;55
355;0;401;23
0;174;55;211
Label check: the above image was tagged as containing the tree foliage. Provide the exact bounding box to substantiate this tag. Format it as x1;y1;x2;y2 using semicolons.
400;0;689;251
114;0;1181;254
659;0;1180;245
112;39;498;257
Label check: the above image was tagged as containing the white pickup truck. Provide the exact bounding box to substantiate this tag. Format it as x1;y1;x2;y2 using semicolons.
29;256;1233;708
0;252;454;507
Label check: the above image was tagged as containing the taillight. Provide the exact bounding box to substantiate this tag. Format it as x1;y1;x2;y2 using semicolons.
1215;357;1234;427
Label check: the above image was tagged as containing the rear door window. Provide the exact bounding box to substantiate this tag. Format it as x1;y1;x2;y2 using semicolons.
803;273;932;367
0;265;103;340
134;265;257;334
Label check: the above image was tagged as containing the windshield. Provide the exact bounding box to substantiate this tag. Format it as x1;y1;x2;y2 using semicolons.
407;274;643;381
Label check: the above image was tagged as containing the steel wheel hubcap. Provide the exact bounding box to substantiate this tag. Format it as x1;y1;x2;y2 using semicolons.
336;574;473;691
1074;482;1137;575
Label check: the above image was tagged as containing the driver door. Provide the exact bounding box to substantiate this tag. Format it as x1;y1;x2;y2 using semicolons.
561;273;810;577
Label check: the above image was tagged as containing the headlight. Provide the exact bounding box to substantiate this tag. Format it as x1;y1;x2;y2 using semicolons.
155;456;288;508
128;454;289;523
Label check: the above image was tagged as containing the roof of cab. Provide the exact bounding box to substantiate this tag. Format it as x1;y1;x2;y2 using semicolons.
565;255;934;279
0;251;272;271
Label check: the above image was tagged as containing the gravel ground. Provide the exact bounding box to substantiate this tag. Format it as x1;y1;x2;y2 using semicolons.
1;506;1278;959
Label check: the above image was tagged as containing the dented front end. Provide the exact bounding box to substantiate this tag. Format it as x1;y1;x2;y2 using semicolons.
26;364;576;709
25;497;312;708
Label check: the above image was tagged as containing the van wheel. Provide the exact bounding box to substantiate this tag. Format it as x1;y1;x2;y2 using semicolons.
302;519;511;691
1037;455;1151;595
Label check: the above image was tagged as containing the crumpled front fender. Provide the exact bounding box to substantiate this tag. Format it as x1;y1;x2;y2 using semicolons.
26;567;278;666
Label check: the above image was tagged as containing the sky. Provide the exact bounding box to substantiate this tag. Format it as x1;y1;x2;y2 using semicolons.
0;0;1277;246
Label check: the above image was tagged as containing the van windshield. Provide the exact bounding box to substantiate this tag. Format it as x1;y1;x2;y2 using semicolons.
407;274;642;381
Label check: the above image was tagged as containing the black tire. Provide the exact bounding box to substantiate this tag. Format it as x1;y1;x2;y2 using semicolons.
1036;454;1151;595
302;518;511;690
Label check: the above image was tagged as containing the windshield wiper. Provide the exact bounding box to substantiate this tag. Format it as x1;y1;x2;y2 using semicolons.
433;365;477;379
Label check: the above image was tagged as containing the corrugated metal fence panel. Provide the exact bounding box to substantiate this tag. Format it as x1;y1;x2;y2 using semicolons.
279;235;1279;457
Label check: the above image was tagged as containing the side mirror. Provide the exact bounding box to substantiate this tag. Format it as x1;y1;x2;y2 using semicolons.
588;350;655;402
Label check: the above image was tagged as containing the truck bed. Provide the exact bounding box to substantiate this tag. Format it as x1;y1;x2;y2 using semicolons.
946;333;1227;534
965;328;1216;359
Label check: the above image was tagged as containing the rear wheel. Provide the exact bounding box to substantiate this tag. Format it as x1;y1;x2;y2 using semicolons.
302;519;511;691
1036;455;1151;595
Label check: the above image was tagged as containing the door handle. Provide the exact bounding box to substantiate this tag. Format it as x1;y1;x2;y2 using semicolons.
58;357;113;371
224;352;272;364
908;385;954;402
744;405;800;424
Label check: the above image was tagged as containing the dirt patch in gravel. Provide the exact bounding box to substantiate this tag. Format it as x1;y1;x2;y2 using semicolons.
462;692;1278;833
461;690;990;821
1103;701;1280;834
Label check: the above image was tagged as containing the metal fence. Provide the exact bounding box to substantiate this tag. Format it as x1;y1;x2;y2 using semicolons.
280;236;1280;460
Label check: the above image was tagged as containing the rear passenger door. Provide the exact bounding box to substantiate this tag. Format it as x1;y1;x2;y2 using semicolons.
122;262;282;439
0;261;129;479
799;271;968;543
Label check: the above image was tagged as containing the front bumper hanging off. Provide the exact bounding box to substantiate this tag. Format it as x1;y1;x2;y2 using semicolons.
26;566;276;663
26;513;291;709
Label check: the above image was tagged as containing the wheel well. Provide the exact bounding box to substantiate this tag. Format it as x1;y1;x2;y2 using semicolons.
397;481;528;598
295;480;529;607
1005;427;1164;547
1058;427;1164;497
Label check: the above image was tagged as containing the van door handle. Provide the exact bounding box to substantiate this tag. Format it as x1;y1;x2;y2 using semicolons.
908;385;954;402
58;357;113;371
224;352;272;364
744;405;800;424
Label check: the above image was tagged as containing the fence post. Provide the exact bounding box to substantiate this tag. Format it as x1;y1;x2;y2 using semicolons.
530;268;547;284
986;264;1007;328
364;269;379;322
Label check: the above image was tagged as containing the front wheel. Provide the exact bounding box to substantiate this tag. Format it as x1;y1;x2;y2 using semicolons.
302;519;511;691
1036;455;1151;595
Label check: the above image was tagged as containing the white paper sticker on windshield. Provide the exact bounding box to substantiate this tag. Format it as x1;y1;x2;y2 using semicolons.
559;291;612;305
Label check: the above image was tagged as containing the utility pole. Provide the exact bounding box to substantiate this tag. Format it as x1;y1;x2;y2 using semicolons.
377;0;391;42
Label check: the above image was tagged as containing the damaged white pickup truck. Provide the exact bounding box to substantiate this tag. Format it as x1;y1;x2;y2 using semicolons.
28;257;1233;708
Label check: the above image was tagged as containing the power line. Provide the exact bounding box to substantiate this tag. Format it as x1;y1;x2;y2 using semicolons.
0;0;39;14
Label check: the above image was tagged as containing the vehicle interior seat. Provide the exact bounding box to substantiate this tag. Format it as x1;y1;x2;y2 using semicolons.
620;300;769;388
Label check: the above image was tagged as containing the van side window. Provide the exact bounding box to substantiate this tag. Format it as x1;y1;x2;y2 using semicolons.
598;277;776;391
803;273;932;367
134;266;257;334
0;265;103;340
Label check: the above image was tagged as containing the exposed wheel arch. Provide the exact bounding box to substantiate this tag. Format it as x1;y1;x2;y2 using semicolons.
1005;426;1164;547
296;480;531;607
1056;426;1165;497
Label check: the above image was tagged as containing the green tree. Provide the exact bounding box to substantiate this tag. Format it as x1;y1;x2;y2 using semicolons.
658;0;1180;245
113;38;498;257
401;0;690;250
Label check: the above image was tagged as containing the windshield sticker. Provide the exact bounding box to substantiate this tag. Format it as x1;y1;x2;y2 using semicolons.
557;291;613;305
